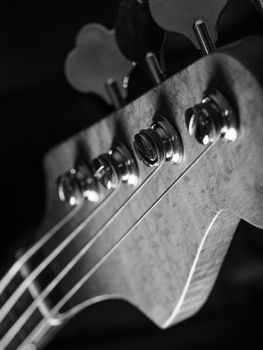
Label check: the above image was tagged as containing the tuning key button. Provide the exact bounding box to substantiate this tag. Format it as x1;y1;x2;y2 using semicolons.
149;0;229;55
133;116;183;167
93;142;140;189
185;88;238;145
65;23;133;107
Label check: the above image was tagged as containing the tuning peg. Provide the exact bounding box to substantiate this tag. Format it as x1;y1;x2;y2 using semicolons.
144;52;166;84
149;0;229;55
57;163;101;206
115;0;165;64
115;0;166;84
65;23;134;109
185;88;238;145
133;116;183;167
93;142;139;189
57;142;139;206
251;0;263;21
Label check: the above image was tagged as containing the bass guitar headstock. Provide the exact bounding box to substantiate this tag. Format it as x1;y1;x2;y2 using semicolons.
1;2;263;349
41;36;263;330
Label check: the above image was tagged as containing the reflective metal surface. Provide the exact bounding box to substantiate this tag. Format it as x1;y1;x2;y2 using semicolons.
186;88;238;145
133;116;183;167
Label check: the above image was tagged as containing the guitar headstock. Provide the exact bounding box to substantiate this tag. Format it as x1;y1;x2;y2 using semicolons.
40;36;263;328
1;3;263;350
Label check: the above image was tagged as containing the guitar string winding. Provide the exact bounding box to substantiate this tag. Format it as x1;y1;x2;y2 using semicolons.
0;165;161;349
15;143;213;350
0;190;115;324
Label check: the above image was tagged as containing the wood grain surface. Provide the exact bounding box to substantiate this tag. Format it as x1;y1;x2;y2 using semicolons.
26;36;263;345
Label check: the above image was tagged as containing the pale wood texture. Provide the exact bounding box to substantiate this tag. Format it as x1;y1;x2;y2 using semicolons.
31;36;263;345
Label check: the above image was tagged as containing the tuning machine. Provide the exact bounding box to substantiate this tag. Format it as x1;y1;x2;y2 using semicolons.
185;88;239;145
93;142;140;189
115;0;167;85
65;23;134;109
57;142;139;206
133;116;183;167
57;162;101;206
149;0;229;55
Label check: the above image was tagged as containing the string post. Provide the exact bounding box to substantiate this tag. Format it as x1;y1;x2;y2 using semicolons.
93;142;140;189
185;88;238;145
133;116;183;167
57;168;83;206
193;20;216;55
145;52;166;84
57;163;101;206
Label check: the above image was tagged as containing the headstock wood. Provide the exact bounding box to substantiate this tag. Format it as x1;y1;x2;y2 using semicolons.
1;32;263;349
29;35;262;342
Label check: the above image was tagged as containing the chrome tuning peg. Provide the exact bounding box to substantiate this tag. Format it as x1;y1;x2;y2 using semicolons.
57;162;101;206
144;52;166;84
93;142;140;189
57;142;140;206
149;0;229;55
133;116;183;167
65;23;134;109
185;88;238;145
115;0;166;84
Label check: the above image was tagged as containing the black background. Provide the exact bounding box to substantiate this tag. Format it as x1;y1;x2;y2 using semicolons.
1;1;263;349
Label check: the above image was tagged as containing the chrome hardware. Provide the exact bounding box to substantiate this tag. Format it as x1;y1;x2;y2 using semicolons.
145;52;166;84
93;142;140;189
133;116;183;167
105;78;125;109
193;20;216;55
57;163;100;206
57;169;83;206
74;162;101;203
186;88;238;145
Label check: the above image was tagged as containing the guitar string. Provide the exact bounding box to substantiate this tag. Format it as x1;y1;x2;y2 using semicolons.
6;142;213;350
0;205;81;295
0;166;161;349
18;142;213;350
0;190;115;324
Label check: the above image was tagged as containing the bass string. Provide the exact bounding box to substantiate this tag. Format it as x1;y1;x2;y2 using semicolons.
51;143;213;316
0;165;161;349
0;190;114;325
0;204;81;295
17;142;213;350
